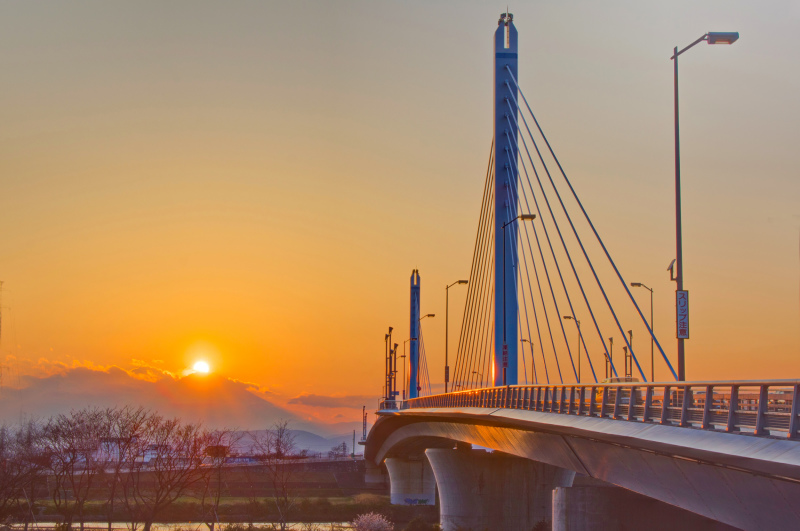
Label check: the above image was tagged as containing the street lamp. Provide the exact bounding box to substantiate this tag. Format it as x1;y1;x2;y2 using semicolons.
631;282;654;381
445;280;469;393
521;338;535;384
472;370;483;387
562;316;581;382
501;213;536;385
671;31;739;381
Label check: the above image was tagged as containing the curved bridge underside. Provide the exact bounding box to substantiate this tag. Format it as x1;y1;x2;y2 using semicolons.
366;407;800;531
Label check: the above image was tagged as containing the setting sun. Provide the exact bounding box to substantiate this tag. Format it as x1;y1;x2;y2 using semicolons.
193;361;210;374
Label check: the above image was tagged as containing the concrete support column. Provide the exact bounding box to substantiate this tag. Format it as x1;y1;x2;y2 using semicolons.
553;477;740;531
364;460;386;487
426;448;575;531
384;456;436;506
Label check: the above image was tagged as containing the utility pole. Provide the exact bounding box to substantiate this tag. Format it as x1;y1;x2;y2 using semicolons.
361;406;367;442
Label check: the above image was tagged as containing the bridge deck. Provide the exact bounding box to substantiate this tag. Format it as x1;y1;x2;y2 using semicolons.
380;379;800;440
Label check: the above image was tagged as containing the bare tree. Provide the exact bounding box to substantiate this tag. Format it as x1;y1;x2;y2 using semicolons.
44;408;110;531
0;420;46;525
120;415;207;531
198;428;242;531
96;406;151;531
251;420;297;531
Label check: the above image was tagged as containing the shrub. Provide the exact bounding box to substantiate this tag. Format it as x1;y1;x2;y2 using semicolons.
352;512;394;531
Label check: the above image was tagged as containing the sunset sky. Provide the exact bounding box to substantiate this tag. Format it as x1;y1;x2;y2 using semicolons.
0;1;798;426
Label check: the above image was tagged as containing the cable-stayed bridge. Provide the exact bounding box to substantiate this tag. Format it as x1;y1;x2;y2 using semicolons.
364;14;800;531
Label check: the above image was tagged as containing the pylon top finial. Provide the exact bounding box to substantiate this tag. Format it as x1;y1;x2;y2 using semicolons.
498;12;513;25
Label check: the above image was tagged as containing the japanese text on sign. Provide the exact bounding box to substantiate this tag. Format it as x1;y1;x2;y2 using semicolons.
676;290;689;339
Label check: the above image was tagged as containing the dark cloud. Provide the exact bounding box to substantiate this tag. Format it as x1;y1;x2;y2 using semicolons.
288;394;375;409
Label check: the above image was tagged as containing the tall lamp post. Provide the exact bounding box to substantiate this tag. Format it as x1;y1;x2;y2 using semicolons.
671;31;739;381
562;316;581;382
384;328;393;400
501;213;536;385
631;282;654;381
521;338;535;384
445;280;468;393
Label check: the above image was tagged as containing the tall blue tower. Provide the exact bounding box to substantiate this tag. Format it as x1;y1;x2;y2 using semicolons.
494;13;519;386
408;269;421;398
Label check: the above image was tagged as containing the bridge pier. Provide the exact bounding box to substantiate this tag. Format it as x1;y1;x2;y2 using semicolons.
364;460;387;487
384;456;436;506
426;447;575;531
553;476;741;531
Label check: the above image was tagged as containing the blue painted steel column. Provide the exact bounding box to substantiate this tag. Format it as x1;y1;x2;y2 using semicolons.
494;13;519;387
409;269;421;398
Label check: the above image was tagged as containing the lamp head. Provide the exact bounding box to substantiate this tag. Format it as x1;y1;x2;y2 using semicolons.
707;32;739;45
519;214;537;221
631;282;643;287
562;315;573;320
458;280;469;285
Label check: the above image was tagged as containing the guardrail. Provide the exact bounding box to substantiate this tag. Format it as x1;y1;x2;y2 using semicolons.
379;380;800;439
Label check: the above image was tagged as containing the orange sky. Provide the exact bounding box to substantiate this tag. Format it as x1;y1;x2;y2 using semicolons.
0;2;798;423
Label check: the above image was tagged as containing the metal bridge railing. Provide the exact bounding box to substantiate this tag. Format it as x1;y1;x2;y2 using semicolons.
379;380;800;439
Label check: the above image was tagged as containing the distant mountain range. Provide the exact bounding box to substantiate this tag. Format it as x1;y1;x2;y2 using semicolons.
237;429;360;455
0;366;362;439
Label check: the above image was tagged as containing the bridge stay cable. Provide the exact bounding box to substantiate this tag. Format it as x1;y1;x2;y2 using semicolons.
504;101;620;381
504;108;618;380
505;132;600;383
518;313;534;384
499;198;530;385
454;162;496;391
465;172;494;390
505;158;581;383
453;145;495;390
453;162;490;390
506;91;648;382
503;181;569;383
505;66;678;381
514;194;561;384
516;243;542;384
418;326;432;396
516;222;551;384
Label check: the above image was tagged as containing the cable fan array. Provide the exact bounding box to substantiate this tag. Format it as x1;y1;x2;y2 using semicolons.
452;71;678;391
417;325;433;397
